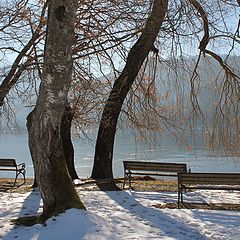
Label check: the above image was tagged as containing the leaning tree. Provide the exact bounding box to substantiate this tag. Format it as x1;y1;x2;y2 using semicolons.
91;0;240;184
91;0;169;183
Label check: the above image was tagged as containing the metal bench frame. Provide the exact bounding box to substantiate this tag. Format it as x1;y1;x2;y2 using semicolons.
177;172;240;208
0;158;26;186
123;161;188;189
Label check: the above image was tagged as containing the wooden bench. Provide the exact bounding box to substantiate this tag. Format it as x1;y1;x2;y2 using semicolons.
177;173;240;208
123;161;188;189
0;158;26;186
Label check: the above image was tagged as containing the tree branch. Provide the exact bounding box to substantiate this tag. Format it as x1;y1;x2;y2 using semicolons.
0;1;48;106
205;49;240;81
188;0;209;52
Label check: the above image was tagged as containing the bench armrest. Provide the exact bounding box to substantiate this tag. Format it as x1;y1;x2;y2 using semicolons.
17;163;26;169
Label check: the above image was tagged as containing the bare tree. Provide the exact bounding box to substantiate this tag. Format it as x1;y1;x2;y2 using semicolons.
91;0;169;185
27;0;85;221
0;0;47;106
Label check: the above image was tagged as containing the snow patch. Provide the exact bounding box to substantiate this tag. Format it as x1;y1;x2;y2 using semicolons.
1;189;240;239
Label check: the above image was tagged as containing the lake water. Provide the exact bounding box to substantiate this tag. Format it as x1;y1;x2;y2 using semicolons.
0;133;240;179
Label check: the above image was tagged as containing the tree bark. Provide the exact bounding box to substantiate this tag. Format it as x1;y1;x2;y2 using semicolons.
28;104;79;188
27;0;85;221
91;0;168;180
61;104;79;180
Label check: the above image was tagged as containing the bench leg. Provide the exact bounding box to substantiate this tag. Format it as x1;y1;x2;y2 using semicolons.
23;169;26;183
128;173;133;189
123;173;131;189
177;189;180;208
123;173;133;189
14;172;18;186
181;189;183;204
123;175;126;189
178;187;184;208
14;170;26;186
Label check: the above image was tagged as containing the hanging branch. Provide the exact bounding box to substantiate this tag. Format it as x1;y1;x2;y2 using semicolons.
205;50;240;81
0;1;48;106
186;0;210;116
188;0;209;53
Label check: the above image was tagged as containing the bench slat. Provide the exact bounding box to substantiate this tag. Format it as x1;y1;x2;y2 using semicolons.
127;167;186;172
178;173;240;185
126;166;185;169
179;173;240;177
180;179;240;184
124;161;186;166
0;159;17;167
181;185;240;190
127;172;178;176
124;161;186;169
125;163;186;166
0;168;17;171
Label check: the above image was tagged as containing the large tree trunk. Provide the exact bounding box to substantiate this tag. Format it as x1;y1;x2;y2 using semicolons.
27;0;85;221
61;104;79;180
28;104;79;188
91;0;168;181
28;105;80;186
26;111;38;188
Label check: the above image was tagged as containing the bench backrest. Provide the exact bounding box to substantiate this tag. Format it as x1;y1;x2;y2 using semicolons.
0;158;17;167
178;173;240;185
124;161;187;173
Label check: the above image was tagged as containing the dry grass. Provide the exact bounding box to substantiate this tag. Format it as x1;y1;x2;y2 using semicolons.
153;202;240;211
75;176;178;192
124;176;178;192
0;178;33;193
0;176;178;193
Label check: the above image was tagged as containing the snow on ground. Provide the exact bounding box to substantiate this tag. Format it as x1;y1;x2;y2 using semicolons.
0;188;240;240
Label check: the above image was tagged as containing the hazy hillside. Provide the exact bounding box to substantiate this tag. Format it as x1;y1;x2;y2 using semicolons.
0;55;239;135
